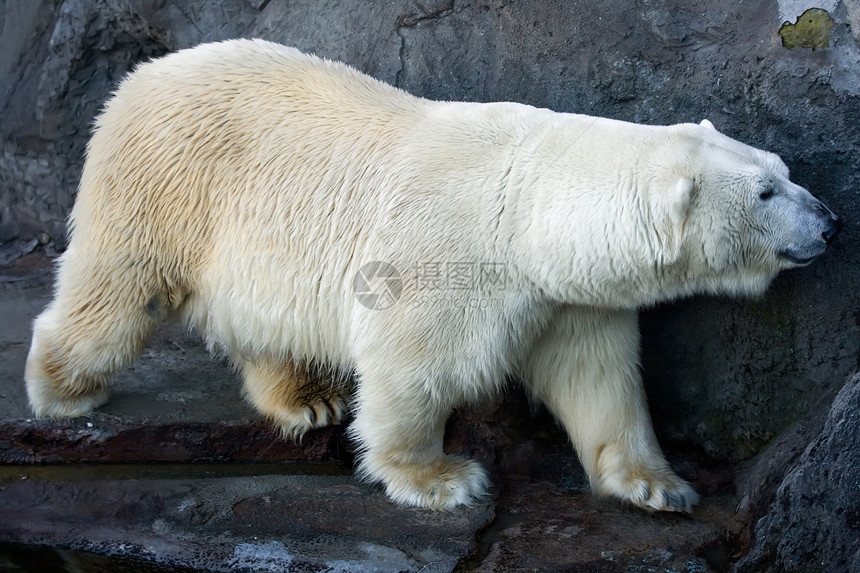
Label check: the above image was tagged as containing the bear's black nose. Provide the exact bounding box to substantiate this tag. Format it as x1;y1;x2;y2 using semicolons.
822;216;842;245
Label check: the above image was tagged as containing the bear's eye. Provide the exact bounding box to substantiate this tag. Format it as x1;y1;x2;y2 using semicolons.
758;188;775;201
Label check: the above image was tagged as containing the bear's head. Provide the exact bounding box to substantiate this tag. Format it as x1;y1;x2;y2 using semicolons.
653;119;841;300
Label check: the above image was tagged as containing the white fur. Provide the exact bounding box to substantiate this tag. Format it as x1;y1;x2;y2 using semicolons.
25;39;834;512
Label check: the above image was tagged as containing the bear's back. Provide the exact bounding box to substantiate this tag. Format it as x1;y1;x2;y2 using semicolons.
72;39;423;286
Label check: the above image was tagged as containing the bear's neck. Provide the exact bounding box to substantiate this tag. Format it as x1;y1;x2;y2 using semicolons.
499;112;695;308
403;102;720;309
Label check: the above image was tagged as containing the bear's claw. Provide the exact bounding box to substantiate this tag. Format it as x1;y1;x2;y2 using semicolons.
272;393;348;441
593;442;699;513
619;476;698;513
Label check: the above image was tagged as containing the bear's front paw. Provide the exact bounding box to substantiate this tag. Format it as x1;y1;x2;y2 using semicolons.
362;454;490;510
593;443;698;513
603;472;698;513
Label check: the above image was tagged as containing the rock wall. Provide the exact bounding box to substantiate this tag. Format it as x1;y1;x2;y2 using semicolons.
735;372;860;572
1;0;858;462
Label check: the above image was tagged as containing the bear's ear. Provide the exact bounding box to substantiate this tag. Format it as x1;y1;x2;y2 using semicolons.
653;177;694;262
667;177;694;229
700;119;716;130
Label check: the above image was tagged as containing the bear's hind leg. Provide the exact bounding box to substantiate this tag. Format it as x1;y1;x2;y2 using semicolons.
525;306;698;513
239;357;347;440
25;265;164;418
350;365;489;510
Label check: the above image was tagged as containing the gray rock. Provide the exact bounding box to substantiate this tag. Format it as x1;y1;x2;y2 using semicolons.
0;471;493;572
734;373;860;572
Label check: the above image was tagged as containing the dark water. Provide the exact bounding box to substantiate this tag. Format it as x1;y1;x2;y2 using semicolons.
0;543;199;573
0;461;349;485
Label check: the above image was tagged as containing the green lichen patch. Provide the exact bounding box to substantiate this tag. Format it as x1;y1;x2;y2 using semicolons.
779;8;836;50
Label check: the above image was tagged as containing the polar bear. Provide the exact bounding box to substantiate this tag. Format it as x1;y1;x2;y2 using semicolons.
25;39;840;512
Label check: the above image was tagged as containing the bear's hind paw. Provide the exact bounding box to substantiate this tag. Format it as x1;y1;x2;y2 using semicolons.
270;394;348;441
26;374;110;418
30;388;110;419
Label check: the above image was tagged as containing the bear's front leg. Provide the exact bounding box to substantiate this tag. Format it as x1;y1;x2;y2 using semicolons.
349;361;489;510
525;306;698;513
